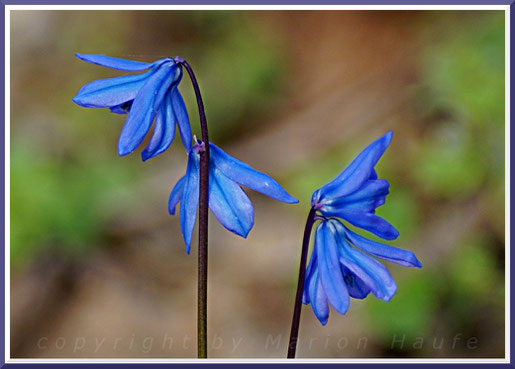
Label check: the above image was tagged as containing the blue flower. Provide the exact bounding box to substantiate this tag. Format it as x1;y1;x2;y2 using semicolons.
168;139;299;253
312;131;398;240
304;132;421;325
72;54;192;160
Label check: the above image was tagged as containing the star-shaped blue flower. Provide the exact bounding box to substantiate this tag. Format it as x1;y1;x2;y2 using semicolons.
72;54;192;160
169;139;299;253
304;132;421;325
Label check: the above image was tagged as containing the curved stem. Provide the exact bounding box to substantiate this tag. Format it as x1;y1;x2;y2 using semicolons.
287;207;317;358
176;57;210;359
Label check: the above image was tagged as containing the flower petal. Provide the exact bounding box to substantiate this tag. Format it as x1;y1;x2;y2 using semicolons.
342;265;371;299
324;208;399;240
75;53;169;71
208;166;254;238
331;220;397;301
316;222;350;315
168;176;186;215
118;62;178;156
209;143;298;204
73;70;153;108
141;91;176;161
339;246;397;302
328;179;389;207
171;87;192;152
180;152;200;253
308;269;329;326
344;226;422;267
318;131;393;202
323;180;389;215
303;245;319;304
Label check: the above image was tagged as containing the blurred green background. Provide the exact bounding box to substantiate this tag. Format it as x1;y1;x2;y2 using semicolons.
10;10;505;358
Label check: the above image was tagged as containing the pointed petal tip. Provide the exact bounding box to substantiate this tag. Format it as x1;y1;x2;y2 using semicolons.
382;286;397;302
381;227;400;241
242;228;251;239
141;150;154;162
283;195;299;204
117;145;134;157
379;130;393;148
413;257;423;268
402;251;422;268
118;136;139;157
385;130;394;140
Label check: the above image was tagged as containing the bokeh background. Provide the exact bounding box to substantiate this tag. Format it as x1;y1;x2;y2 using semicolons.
10;10;505;358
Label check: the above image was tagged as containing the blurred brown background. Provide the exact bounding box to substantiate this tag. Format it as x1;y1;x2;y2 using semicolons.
10;10;505;358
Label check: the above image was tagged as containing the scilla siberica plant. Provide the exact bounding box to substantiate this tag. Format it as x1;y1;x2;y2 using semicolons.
73;53;419;360
287;132;421;358
73;53;297;358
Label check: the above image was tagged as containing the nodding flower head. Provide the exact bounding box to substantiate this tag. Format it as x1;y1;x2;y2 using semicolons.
73;53;192;160
304;132;421;325
168;142;298;253
312;131;397;240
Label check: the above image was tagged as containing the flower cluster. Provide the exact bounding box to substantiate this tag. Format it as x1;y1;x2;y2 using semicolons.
169;138;298;253
73;54;297;251
72;54;191;159
304;132;421;325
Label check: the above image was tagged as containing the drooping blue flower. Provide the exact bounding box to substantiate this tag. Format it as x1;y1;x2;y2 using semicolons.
304;132;421;325
311;131;398;240
169;138;299;253
72;54;192;160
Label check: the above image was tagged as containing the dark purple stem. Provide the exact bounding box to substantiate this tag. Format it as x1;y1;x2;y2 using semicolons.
176;57;209;359
288;207;318;358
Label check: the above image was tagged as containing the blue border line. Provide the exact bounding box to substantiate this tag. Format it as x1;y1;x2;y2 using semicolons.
1;1;512;367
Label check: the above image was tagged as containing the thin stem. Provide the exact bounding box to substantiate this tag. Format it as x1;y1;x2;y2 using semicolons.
176;57;210;359
287;207;318;358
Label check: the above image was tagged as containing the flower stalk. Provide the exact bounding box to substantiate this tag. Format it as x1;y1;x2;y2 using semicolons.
175;57;209;359
287;207;317;358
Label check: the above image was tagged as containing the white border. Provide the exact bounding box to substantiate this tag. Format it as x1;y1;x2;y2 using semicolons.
4;4;511;364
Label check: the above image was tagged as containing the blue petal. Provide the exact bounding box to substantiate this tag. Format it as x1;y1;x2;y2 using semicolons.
73;70;153;108
209;167;254;238
317;131;393;202
141;91;176;161
328;179;389;207
171;87;192;152
342;265;371;299
331;220;397;301
118;62;178;156
303;246;318;304
209;143;298;204
169;176;186;215
316;222;350;314
308;270;329;325
323;179;390;214
323;208;399;240
110;101;133;114
344;226;422;268
75;53;170;71
180;151;200;254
